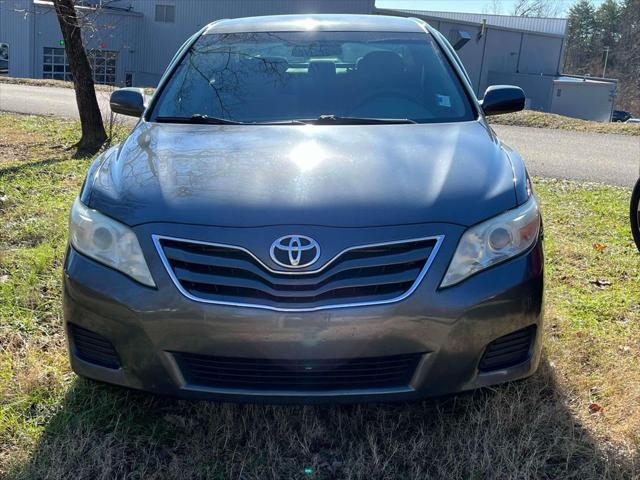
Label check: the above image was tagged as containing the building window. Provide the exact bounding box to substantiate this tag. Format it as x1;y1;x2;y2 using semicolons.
42;47;117;85
43;47;72;81
155;4;175;23
0;43;8;75
89;50;117;85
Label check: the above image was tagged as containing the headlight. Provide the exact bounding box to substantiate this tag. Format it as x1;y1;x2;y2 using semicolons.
69;197;155;287
441;196;540;288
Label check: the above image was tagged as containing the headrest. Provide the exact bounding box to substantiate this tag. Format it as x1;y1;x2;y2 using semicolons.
308;60;336;80
357;51;404;75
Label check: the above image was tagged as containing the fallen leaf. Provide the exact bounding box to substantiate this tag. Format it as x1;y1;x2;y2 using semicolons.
588;403;602;414
0;275;8;284
590;278;612;288
592;243;607;253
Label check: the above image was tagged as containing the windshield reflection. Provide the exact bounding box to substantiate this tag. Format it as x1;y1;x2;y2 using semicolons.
151;31;474;124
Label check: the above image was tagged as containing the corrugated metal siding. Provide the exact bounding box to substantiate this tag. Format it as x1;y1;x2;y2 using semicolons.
130;0;375;85
479;29;521;91
379;7;565;98
2;0;374;86
0;0;35;77
519;33;563;74
31;3;141;84
487;71;555;110
551;79;615;121
437;20;485;92
385;9;567;36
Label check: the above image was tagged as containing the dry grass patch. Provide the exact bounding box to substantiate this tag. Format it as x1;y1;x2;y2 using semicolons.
0;113;638;479
490;110;640;136
537;179;640;453
0;76;117;93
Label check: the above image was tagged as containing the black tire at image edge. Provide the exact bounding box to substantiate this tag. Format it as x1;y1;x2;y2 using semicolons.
630;177;640;252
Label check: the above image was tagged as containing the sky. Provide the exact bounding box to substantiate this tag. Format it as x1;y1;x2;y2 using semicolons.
375;0;606;17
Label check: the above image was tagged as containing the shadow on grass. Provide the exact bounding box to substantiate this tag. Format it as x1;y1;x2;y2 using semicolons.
13;356;638;480
0;147;97;177
0;158;72;176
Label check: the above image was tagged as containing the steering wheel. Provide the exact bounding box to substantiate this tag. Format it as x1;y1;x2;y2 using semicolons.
630;177;640;252
348;90;425;116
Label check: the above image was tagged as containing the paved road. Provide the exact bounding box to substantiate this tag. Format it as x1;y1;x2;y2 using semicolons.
0;83;114;119
494;125;639;188
1;82;639;187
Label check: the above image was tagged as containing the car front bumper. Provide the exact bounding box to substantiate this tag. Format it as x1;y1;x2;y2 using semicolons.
63;223;544;404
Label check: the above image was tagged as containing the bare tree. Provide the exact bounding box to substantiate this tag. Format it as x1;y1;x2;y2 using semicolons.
512;0;564;17
52;0;107;154
483;0;504;15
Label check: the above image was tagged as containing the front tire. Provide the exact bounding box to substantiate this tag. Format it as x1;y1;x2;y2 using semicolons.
630;177;640;252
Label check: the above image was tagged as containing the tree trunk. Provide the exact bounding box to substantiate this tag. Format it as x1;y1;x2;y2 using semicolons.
53;0;106;154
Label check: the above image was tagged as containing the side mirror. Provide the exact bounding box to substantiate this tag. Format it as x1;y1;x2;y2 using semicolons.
110;88;146;117
480;85;525;116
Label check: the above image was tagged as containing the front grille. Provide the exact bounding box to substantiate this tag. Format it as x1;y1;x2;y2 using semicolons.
156;236;440;310
175;352;422;391
69;323;120;369
479;325;536;372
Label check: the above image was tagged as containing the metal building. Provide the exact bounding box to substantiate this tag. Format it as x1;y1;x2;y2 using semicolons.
0;1;617;120
379;8;617;121
0;0;376;86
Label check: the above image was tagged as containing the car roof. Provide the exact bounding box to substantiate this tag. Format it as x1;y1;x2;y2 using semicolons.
203;14;427;34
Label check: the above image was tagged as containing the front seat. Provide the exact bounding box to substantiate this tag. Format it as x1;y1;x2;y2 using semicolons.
356;50;405;86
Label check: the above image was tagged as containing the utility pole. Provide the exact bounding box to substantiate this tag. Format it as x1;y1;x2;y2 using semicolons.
602;46;610;78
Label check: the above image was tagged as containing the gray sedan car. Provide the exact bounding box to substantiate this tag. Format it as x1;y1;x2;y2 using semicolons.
63;14;543;403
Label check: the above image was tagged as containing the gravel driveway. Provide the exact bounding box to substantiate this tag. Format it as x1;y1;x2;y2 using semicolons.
1;82;639;187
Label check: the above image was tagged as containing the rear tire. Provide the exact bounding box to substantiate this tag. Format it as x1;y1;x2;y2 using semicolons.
630;177;640;252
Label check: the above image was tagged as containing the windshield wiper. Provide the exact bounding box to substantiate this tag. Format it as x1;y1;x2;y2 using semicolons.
154;114;416;126
154;115;307;126
299;115;418;125
155;114;248;125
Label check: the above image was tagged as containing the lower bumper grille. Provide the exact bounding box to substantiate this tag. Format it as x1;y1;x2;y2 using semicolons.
175;352;422;391
479;325;536;372
69;323;120;369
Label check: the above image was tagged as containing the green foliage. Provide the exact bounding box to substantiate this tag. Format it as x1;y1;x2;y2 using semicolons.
565;0;640;113
566;0;599;73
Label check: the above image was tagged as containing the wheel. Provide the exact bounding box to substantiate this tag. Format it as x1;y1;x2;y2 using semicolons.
630;177;640;252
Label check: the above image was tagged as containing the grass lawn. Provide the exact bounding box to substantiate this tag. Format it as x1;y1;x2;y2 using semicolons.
489;110;640;136
0;113;638;479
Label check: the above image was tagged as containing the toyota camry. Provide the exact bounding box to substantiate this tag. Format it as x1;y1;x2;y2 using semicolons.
63;14;543;403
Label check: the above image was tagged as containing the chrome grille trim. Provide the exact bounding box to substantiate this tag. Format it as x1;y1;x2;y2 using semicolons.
152;234;444;312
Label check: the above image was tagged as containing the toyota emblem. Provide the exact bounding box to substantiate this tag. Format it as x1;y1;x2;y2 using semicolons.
270;235;321;269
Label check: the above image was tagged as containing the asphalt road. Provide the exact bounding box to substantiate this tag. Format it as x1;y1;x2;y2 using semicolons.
1;82;639;187
0;83;114;119
494;125;639;188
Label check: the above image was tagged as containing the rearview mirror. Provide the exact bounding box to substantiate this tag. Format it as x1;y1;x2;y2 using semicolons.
480;85;525;116
110;88;146;117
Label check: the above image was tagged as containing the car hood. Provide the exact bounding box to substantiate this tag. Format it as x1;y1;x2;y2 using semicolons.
89;121;517;227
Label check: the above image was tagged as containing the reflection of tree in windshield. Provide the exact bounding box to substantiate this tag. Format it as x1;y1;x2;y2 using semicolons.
153;31;475;124
166;33;294;120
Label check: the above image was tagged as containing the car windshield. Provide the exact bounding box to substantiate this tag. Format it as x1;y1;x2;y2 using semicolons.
151;31;475;124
